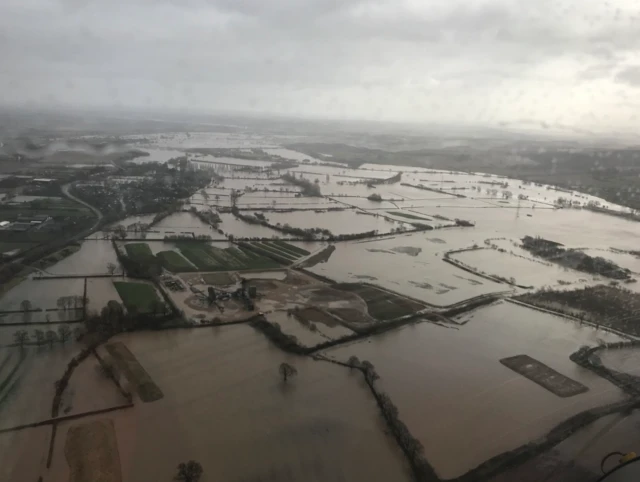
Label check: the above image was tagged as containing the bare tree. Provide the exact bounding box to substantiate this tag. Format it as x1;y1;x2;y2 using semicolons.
20;300;31;312
174;461;203;482
13;330;29;348
58;325;72;344
347;356;361;368
45;330;58;348
361;360;379;383
33;329;45;346
279;362;297;383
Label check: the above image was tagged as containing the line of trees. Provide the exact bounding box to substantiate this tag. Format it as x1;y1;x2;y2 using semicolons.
13;325;76;349
281;173;322;197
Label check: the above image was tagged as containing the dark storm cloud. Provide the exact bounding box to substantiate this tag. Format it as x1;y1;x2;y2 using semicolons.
0;0;638;131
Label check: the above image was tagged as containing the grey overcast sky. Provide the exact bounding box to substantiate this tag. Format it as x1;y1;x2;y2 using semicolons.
1;0;640;133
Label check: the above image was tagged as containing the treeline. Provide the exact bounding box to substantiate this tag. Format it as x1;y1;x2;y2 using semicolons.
281;173;322;197
366;172;402;185
190;208;221;228
401;182;465;198
522;236;630;280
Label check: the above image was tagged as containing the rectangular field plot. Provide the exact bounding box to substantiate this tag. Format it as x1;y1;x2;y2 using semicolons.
177;242;281;271
156;250;196;272
113;281;162;314
500;355;588;397
241;240;310;265
334;283;425;321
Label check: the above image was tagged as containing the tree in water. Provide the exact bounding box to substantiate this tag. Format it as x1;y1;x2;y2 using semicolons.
347;356;361;368
279;362;297;383
58;325;72;344
361;360;379;383
174;460;203;482
33;329;45;346
45;330;58;348
13;330;29;348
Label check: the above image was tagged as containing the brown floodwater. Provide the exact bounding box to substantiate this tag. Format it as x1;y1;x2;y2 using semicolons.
323;301;627;479
93;326;411;482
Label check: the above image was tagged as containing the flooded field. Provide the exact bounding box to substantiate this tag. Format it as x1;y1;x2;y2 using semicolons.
6;133;640;482
307;236;507;306
450;248;595;289
151;212;217;238
265;210;412;236
88;327;411;482
45;240;121;275
0;278;85;311
0;342;124;429
217;212;283;238
322;301;625;478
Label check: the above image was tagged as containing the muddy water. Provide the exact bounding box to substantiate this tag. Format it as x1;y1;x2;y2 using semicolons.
104;327;410;482
46;240;121;275
599;347;640;375
488;410;640;481
0;344;80;428
265;210;406;235
308;236;506;306
217;212;283;239
152;212;216;237
451;248;595;288
0;426;50;482
0;278;85;311
323;301;626;479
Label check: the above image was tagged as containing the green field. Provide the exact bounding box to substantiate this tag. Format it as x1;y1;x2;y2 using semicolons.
156;250;195;272
387;211;431;221
270;240;310;257
242;240;310;265
255;242;298;261
177;242;281;271
113;281;162;314
124;243;154;262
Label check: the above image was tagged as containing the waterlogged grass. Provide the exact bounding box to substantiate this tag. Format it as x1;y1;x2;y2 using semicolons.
113;281;161;314
177;242;281;271
124;243;154;262
271;240;310;257
335;283;425;321
386;211;431;221
156;251;195;272
241;240;309;265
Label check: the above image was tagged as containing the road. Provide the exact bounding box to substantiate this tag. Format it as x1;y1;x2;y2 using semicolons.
61;182;103;234
8;183;105;270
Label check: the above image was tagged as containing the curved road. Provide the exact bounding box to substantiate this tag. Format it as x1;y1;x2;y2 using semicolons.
61;182;104;236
